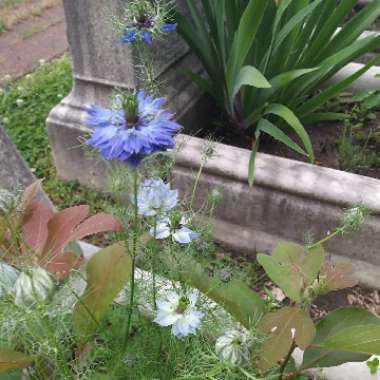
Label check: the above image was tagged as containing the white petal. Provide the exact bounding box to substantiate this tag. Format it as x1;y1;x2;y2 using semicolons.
154;311;180;327
173;227;199;244
151;223;170;239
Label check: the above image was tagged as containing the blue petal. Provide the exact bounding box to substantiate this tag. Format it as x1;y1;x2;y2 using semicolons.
140;31;153;45
121;30;137;44
87;106;124;129
161;23;177;33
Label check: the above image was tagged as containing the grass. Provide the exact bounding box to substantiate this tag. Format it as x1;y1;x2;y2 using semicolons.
0;55;113;215
0;0;60;34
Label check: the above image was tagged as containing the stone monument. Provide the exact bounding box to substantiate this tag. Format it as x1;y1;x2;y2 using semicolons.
47;0;204;189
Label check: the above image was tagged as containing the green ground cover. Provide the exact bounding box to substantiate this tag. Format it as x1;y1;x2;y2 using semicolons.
0;55;113;213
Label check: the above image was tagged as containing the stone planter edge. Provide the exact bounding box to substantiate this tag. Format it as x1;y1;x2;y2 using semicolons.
172;134;380;290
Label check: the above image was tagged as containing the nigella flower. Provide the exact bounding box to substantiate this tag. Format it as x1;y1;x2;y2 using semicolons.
0;263;19;298
132;178;178;216
215;329;251;367
150;214;199;244
119;0;177;46
154;290;203;338
86;90;181;168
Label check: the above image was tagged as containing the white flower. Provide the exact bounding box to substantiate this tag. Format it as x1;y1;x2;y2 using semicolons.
2;117;9;125
14;267;54;306
151;215;199;244
0;88;4;95
16;99;24;107
154;290;203;338
132;178;178;217
39;59;46;66
215;329;251;367
0;263;19;298
25;74;32;80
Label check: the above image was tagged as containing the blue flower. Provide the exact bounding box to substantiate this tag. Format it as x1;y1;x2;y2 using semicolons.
132;178;178;216
86;91;182;167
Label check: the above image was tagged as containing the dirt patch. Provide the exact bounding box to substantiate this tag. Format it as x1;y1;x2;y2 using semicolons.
0;3;67;82
0;0;60;33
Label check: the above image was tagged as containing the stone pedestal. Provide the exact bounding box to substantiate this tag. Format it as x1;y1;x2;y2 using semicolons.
47;0;204;188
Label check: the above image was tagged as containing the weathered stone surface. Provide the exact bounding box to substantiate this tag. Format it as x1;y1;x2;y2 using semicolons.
172;135;380;290
0;127;36;192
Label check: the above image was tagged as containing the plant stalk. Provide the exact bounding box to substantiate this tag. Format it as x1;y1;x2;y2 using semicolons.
123;169;139;349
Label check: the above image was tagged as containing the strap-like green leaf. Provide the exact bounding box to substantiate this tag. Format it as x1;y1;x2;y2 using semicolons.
257;118;307;157
226;1;268;98
232;65;271;101
265;103;314;162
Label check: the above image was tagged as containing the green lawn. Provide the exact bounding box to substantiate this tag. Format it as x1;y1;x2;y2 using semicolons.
0;55;113;213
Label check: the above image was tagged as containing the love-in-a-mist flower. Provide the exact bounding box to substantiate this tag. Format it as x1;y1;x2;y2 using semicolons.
215;329;251;367
154;290;203;338
132;178;178;216
119;0;177;45
86;91;181;167
151;214;199;244
14;267;54;306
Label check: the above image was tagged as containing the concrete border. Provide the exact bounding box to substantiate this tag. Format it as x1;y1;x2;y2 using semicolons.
172;135;380;290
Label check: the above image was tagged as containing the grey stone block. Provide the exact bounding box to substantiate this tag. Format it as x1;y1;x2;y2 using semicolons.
0;126;37;192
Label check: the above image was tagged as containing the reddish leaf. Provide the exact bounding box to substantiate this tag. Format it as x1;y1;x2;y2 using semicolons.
22;201;54;253
40;205;90;260
21;181;42;212
319;262;357;294
46;251;83;280
70;213;123;241
258;307;316;373
0;347;33;373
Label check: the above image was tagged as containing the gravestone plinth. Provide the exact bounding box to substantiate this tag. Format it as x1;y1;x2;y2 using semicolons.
47;0;204;188
0;127;36;192
0;127;50;204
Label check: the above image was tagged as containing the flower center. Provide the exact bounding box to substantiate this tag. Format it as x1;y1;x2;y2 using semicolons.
122;93;139;127
176;296;190;314
134;14;154;29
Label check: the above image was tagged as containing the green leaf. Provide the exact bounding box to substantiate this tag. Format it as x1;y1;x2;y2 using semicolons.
367;358;380;375
257;118;307;157
232;65;271;100
259;68;318;104
301;112;349;124
302;308;380;369
298;53;380;118
258;307;315;373
258;242;325;302
73;243;132;343
0;369;23;380
362;92;380;110
226;0;268;97
0;348;32;373
181;258;265;328
321;325;380;354
265;103;314;162
248;129;261;187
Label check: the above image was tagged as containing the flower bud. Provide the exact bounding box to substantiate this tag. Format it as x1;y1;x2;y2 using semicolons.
14;267;54;306
215;329;251;367
0;263;19;298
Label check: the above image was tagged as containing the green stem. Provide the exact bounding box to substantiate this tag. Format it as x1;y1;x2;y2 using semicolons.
152;215;158;311
309;227;344;249
123;170;139;349
189;159;206;210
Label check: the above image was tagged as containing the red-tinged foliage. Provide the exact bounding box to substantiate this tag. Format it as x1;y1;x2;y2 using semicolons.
5;181;123;279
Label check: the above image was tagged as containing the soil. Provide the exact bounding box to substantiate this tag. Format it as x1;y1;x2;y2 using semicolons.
198;93;380;180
